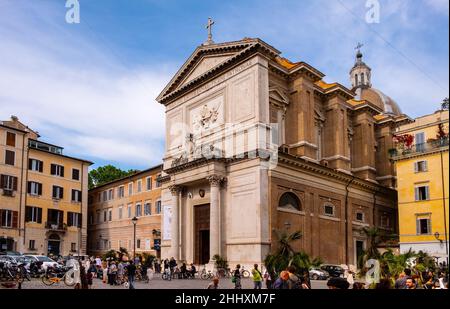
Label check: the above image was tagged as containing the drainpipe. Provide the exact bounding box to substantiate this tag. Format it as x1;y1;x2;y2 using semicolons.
345;176;355;265
440;151;449;273
19;132;27;251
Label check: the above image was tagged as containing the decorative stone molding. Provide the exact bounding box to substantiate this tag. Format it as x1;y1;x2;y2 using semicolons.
207;175;226;187
169;185;182;195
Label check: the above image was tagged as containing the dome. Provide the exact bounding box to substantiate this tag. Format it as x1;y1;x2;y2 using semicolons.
356;87;402;116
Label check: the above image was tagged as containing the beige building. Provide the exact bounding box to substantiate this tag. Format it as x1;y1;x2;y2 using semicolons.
0;116;92;255
87;165;163;258
156;36;412;268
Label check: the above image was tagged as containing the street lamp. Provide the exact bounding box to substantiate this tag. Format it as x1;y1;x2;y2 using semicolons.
132;217;138;259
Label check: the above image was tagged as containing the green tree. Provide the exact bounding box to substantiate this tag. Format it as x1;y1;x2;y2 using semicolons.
88;165;138;189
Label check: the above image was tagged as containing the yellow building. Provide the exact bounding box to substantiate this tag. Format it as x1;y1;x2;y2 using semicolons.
392;109;449;263
88;165;163;258
0;116;92;255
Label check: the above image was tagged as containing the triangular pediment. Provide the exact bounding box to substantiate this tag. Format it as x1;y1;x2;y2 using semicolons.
269;87;289;105
156;38;281;104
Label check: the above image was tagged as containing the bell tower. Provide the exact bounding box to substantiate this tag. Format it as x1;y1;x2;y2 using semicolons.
350;43;372;90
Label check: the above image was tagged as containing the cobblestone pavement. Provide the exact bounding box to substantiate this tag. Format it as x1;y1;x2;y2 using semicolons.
1;276;329;289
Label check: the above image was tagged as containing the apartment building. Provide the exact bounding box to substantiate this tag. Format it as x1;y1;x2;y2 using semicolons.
0;116;92;255
87;165;163;258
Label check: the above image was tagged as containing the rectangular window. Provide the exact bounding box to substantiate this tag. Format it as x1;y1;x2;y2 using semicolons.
0;210;17;228
324;204;334;216
1;175;18;193
144;202;151;216
118;186;124;198
127;204;132;218
128;183;133;196
417;217;431;235
103;210;107;222
136;204;142;217
146;177;152;191
52;186;64;199
415;185;430;201
380;215;390;228
108;209;112;221
25;206;42;223
155;176;161;188
71;189;82;202
136;239;141;249
96;210;100;223
5;150;15;165
137;180;142;193
28;159;43;172
72;169;80;181
71;243;76;252
118;206;123;219
50;164;64;177
415;132;425;151
102;191;107;202
68;212;82;227
156;201;162;214
108;189;114;200
414;161;428;173
27;181;42;196
356;212;364;222
6;132;16;147
89;213;93;225
29;240;36;250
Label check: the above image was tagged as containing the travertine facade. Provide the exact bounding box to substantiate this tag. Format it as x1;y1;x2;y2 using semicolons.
156;38;409;267
0;116;91;255
87;165;163;258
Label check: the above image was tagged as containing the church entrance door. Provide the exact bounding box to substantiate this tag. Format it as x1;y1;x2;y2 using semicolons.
194;204;210;265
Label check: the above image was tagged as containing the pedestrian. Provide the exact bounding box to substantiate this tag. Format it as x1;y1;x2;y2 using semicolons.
233;264;242;289
80;265;89;289
405;278;417;289
251;264;263;289
264;270;273;289
109;261;117;285
127;261;137;289
273;271;289;289
286;266;301;289
395;268;411;289
207;277;219;289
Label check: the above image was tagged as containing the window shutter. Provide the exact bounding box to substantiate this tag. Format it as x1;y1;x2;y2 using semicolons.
78;191;82;203
71;190;75;202
25;207;31;222
68;212;73;227
51;164;56;175
28;159;33;170
52;186;57;199
78;214;82;228
13;177;18;191
425;187;430;200
0;175;4;188
38;183;42;195
59;187;64;199
414;188;419;201
414;162;418;172
61;166;64;177
39;161;43;173
416;219;420;234
427;219;431;234
37;208;42;223
12;211;18;228
27;182;32;194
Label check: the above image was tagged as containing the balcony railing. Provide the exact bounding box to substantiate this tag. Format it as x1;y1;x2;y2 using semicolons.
45;222;67;232
390;137;449;159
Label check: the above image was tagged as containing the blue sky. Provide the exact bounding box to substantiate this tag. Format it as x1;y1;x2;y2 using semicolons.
0;0;448;170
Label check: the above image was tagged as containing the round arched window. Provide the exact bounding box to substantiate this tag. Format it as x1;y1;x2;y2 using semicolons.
279;192;301;211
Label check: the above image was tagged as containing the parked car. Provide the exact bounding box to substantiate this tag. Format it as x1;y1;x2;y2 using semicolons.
309;267;329;280
0;255;19;263
24;255;59;271
320;264;345;278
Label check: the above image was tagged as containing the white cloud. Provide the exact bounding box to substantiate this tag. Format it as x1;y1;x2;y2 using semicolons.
0;2;169;169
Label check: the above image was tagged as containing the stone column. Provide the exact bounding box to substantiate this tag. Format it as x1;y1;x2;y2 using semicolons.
169;185;181;260
207;176;224;262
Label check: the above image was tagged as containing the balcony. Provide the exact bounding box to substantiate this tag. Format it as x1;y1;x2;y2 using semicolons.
390;137;449;160
45;222;67;232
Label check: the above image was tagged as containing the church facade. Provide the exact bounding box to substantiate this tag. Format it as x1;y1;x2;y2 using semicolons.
156;37;410;267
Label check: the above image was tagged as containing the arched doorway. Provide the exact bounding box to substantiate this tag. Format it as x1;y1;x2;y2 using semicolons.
47;234;61;256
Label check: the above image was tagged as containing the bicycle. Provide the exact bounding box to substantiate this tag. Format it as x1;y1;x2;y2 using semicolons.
41;266;75;286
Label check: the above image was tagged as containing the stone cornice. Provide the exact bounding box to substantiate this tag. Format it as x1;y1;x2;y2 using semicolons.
277;152;395;195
